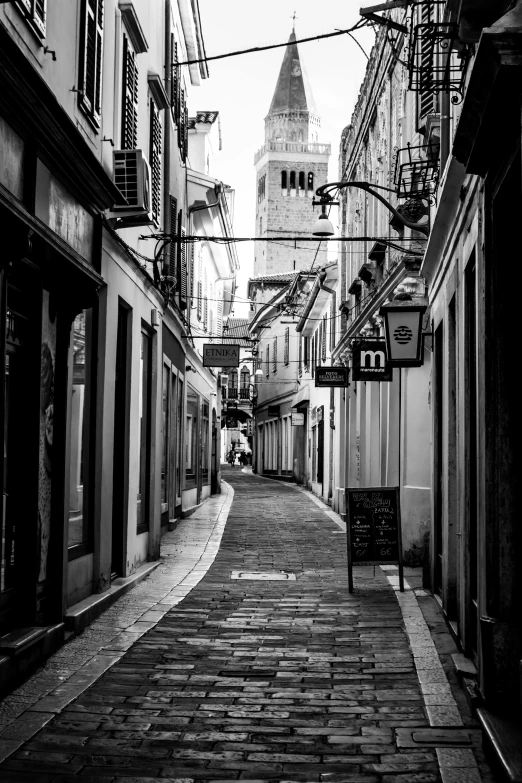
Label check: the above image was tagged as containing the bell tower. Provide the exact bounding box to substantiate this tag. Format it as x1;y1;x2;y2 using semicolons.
254;29;330;277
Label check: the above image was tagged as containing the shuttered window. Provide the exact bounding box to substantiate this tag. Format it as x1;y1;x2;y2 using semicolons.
196;247;203;321
217;291;223;337
78;0;103;126
298;336;302;377
272;337;277;374
330;293;336;351
322;314;327;361
179;88;186;158
171;33;180;123
17;0;46;38
177;210;188;310
417;3;439;126
284;328;290;366
266;345;270;379
203;269;208;331
303;336;309;370
168;196;177;283
121;33;138;149
149;98;162;224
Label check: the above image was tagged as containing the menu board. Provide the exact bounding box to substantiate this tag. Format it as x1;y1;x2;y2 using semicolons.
345;486;403;592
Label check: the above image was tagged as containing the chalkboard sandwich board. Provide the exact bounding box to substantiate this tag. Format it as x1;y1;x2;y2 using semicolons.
345;486;404;593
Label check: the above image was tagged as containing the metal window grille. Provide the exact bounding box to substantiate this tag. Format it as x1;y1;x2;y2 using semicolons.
121;34;138;149
394;143;439;200
78;0;103;125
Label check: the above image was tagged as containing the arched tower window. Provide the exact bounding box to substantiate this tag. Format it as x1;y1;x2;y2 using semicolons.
281;170;287;190
240;367;250;389
298;172;305;192
290;171;296;191
308;172;314;194
299;131;303;142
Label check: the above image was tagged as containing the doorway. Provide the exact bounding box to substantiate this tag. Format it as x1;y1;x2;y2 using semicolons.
111;301;131;578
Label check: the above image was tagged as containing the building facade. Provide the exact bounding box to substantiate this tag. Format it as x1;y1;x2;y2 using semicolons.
0;0;237;696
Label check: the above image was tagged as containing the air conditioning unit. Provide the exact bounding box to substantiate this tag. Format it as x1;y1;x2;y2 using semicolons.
109;149;152;223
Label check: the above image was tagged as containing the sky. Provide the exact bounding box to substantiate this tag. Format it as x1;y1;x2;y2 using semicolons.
194;0;375;316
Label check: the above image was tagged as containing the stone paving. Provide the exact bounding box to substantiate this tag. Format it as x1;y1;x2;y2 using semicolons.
0;469;495;783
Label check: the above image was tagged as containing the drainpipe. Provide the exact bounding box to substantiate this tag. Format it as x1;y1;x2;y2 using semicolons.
163;0;171;271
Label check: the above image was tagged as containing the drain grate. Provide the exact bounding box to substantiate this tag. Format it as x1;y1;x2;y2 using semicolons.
396;727;474;748
230;570;296;581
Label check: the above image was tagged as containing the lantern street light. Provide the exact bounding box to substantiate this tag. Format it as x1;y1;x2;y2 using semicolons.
379;292;428;367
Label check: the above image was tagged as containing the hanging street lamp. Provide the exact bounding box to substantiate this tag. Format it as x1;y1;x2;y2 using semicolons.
379;292;428;367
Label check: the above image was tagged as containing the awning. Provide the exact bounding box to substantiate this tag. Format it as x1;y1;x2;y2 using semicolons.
291;385;310;408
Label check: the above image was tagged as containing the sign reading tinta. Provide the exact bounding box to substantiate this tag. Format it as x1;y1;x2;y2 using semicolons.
352;340;393;382
203;344;240;368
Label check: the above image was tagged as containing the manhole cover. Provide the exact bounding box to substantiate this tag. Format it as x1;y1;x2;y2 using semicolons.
230;571;296;581
396;727;473;748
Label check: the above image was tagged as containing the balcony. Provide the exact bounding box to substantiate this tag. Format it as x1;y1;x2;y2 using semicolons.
394;144;439;201
407;22;470;100
254;141;331;164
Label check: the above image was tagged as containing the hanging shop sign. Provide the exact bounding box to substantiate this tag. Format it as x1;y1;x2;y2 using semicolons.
315;366;350;387
226;417;238;428
379;297;428;367
352;340;393;382
345;486;404;593
267;405;280;418
203;344;240;367
291;411;304;426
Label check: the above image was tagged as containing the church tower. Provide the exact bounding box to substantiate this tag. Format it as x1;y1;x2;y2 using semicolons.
254;28;331;277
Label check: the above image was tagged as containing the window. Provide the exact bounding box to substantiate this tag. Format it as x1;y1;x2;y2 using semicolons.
322;314;327;361
177;209;188;309
68;310;95;551
196;247;203;320
78;0;103;126
272;336;277;374
168;196;177;283
308;172;314;193
179;88;188;161
281;170;287;190
290;171;296;191
203;269;208;331
149;98;162;224
330;292;337;351
303;336;309;370
16;0;46;38
284;327;289;366
121;33;138;149
266;344;270;378
298;335;302;377
298;171;305;192
311;334;316;377
137;327;152;532
170;33;180;123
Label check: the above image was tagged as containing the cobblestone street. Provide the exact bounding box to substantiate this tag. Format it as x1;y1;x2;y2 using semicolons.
0;470;494;782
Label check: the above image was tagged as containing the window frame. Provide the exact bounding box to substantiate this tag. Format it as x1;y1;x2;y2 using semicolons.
15;0;46;39
121;32;139;150
149;97;162;225
78;0;104;129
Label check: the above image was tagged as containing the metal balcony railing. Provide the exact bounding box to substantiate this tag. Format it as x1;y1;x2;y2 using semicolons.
407;22;470;101
393;143;439;201
254;141;331;164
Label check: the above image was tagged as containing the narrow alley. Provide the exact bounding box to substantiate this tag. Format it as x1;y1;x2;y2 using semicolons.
0;471;493;782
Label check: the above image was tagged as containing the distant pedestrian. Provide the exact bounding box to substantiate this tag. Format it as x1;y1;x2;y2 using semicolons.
227;449;235;466
239;451;247;467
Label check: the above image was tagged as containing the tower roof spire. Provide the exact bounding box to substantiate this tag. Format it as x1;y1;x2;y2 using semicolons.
268;29;318;116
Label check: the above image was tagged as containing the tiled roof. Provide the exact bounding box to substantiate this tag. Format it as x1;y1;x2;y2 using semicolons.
188;111;219;129
248;271;299;285
224;318;251;346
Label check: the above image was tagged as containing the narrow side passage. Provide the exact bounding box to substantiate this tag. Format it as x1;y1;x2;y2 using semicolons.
0;470;491;782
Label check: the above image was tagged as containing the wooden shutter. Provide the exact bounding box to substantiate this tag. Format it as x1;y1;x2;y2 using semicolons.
304;336;309;369
272;337;277;373
178;88;185;153
171;33;180;123
183;105;189;161
168;196;177;280
298;336;302;377
79;0;103;125
177;209;188;309
196;247;203;320
121;33;138;149
284;328;289;366
18;0;46;37
203;269;208;330
217;292;223;337
330;293;336;351
266;345;270;378
322;314;327;361
149;98;162;224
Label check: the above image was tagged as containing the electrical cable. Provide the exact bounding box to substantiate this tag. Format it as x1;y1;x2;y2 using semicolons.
176;21;368;67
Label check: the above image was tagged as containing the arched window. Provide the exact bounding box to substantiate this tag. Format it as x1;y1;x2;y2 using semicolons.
281;170;287;190
290;171;296;191
291;131;296;141
308;172;314;191
240;367;250;389
299;131;303;142
298;171;305;192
